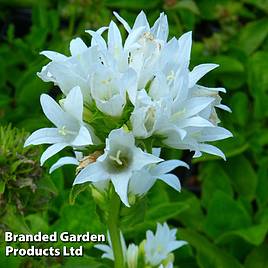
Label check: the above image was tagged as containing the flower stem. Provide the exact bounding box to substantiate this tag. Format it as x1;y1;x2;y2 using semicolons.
144;138;153;154
107;188;125;268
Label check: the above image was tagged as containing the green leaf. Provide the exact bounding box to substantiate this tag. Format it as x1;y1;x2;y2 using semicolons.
52;193;105;235
200;162;233;207
174;190;205;231
254;130;268;147
230;92;249;126
207;55;245;90
166;0;200;15
16;68;50;109
180;229;243;268
104;0;161;9
25;214;49;233
245;244;268;268
237;19;268;54
69;183;91;205
256;207;268;224
204;191;251;239
63;256;110;268
124;201;189;235
216;223;268;246
1;205;31;233
213;55;244;74
196;0;230;20
37;174;59;195
148;181;170;205
0;94;10;107
0;248;22;268
247;51;268;118
224;155;257;201
0;180;5;194
50;164;65;192
146;201;189;222
244;0;268;13
121;198;147;228
256;159;268;207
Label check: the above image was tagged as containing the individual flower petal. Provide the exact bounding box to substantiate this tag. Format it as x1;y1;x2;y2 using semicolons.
73;162;109;185
108;21;123;52
167;240;187;252
49;156;79;173
113;11;131;33
180;97;215;118
43;62;90;100
70;37;88;56
40;94;72;128
71;125;93;147
86;30;107;51
126;244;139;268
40;51;67;61
95;232;127;262
176;116;214;128
40;143;68;166
158;174;181;191
63;86;84;122
124;26;145;51
152;160;189;175
94;244;114;260
111;172;132;207
197;127;233;142
129;158;187;196
96;94;126;117
133;11;150;31
216;104;232;112
177;31;192;66
89;27;109;47
128;169;156;196
132;148;162;170
197;143;226;160
151;12;168;41
189;64;219;88
24;128;64;146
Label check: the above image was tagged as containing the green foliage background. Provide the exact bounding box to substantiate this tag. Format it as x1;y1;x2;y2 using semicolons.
0;0;268;267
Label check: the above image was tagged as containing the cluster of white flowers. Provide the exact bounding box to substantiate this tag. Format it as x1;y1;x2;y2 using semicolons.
25;11;232;206
95;222;186;268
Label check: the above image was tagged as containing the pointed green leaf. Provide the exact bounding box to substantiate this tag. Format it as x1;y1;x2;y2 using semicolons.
204;191;251;239
245;244;268;268
180;229;243;268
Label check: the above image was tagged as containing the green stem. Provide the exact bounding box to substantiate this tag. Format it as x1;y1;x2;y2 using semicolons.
144;138;153;154
107;188;125;268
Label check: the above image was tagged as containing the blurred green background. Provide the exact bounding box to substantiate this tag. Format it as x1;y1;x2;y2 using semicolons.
1;0;268;267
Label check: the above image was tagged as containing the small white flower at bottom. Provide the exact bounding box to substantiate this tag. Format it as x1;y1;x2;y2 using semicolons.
144;222;187;266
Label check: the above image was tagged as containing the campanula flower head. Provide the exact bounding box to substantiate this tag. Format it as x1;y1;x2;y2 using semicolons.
26;10;232;205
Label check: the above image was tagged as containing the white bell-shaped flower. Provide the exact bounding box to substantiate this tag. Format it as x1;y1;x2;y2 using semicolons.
73;128;162;206
129;159;188;196
38;39;100;102
24;86;93;165
144;223;187;266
